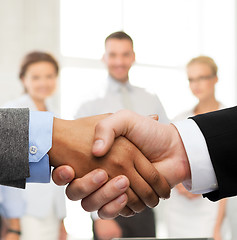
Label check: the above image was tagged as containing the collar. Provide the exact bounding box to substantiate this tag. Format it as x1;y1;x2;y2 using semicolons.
107;75;133;93
23;94;51;111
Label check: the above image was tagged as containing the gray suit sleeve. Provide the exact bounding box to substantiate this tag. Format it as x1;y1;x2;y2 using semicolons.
0;108;30;188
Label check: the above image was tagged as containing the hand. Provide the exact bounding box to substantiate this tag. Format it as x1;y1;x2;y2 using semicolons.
4;233;19;240
93;219;122;240
52;166;130;219
92;110;191;188
49;114;170;216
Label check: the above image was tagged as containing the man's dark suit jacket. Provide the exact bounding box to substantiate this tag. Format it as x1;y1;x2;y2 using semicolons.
191;106;237;201
0;108;29;188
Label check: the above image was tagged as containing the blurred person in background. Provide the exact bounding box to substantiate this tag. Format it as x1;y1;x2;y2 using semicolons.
0;186;25;240
2;51;67;240
75;31;169;240
164;56;227;239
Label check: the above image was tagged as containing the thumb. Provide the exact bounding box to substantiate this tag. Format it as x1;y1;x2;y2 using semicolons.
52;165;75;185
92;110;135;157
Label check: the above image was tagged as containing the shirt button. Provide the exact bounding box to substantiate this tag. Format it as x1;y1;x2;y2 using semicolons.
29;146;38;155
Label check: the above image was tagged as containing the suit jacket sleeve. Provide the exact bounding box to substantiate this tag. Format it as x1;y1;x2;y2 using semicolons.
0;108;30;188
190;106;237;201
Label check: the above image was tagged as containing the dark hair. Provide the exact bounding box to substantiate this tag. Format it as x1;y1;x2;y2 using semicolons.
19;51;59;79
105;31;133;47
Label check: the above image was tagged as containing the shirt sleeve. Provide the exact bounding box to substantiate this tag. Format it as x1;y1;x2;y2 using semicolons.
27;111;54;183
0;186;25;218
173;119;218;194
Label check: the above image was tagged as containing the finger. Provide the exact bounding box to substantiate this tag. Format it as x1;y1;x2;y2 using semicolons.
81;176;129;212
127;168;159;209
92;110;136;157
149;114;159;121
134;157;171;200
119;206;136;218
66;169;108;201
125;187;146;212
97;193;129;219
52;165;75;186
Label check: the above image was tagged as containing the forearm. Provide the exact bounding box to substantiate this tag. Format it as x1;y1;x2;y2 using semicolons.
214;199;227;230
6;218;21;233
0;108;30;188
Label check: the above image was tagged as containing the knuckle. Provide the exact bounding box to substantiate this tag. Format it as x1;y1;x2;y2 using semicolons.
149;170;161;185
66;179;87;201
95;121;106;133
74;179;88;195
66;188;77;201
122;109;132;116
99;188;111;202
81;198;93;212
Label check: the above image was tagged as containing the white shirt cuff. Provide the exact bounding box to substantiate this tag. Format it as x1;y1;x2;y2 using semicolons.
173;119;218;194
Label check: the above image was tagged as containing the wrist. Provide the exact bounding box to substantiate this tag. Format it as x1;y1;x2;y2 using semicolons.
7;229;21;235
48;117;71;167
170;124;191;183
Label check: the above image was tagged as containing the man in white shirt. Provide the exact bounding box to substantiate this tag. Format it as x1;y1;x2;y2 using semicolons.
91;108;233;199
75;31;169;239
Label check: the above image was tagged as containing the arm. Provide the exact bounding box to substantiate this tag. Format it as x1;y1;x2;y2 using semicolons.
58;220;67;240
91;108;237;198
0;185;25;240
0;108;30;188
2;110;171;216
213;199;227;240
5;218;21;240
55;107;237;218
191;106;237;200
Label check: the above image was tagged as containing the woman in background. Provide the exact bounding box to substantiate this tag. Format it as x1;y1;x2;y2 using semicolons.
165;56;227;239
3;51;67;240
0;186;25;240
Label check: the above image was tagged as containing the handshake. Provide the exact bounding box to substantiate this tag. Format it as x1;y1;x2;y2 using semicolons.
51;110;191;219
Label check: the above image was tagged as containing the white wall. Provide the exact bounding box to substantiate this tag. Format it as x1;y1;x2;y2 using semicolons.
0;0;60;109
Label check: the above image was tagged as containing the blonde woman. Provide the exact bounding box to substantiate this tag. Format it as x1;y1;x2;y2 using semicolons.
165;56;226;239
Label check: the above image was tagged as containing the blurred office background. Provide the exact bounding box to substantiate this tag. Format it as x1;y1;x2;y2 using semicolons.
0;0;236;239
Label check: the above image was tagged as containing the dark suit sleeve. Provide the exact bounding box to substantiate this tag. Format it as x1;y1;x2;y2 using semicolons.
0;108;30;188
190;106;237;201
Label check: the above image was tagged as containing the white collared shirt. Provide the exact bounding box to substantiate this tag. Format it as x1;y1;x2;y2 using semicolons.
75;76;169;123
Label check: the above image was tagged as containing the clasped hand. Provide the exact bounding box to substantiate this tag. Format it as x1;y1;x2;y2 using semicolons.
52;110;190;219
